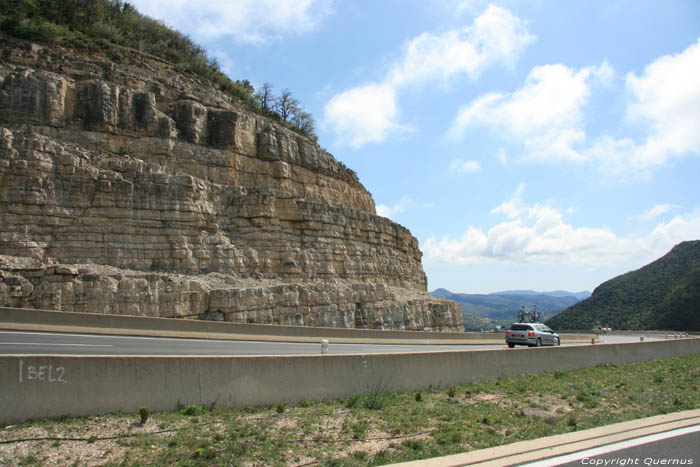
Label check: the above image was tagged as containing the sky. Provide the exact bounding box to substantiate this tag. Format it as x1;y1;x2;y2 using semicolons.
129;0;700;294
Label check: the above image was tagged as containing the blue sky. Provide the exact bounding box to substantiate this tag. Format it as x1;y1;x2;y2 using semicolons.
130;0;700;294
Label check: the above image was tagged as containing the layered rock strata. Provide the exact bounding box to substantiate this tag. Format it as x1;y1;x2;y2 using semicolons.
0;38;462;331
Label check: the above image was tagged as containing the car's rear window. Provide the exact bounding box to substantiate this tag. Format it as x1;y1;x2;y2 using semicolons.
509;324;532;331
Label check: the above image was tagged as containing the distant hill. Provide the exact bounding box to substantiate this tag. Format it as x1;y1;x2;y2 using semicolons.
492;290;591;300
546;240;700;331
430;289;583;330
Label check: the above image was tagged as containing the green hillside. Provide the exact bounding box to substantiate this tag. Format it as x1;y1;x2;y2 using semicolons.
546;240;700;331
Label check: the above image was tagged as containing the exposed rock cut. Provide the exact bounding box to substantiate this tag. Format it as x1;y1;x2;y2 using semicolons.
0;38;462;331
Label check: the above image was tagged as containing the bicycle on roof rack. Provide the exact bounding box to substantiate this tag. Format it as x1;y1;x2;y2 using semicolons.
517;304;541;323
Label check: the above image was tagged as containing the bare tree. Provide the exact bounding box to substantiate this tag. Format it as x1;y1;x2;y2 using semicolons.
273;88;299;122
254;82;274;114
291;110;316;137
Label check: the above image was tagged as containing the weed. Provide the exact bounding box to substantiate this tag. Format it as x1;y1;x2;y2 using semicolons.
345;394;361;409
181;404;203;416
433;425;464;445
363;391;385;410
349;418;369;439
583;399;599;409
446;386;456;398
464;383;481;396
512;378;531;394
402;438;424;451
544;417;559;426
353;450;369;461
415;392;422;402
138;406;150;426
18;455;40;465
275;402;287;414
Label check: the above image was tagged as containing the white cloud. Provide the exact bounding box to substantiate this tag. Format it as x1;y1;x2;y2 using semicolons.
323;83;408;149
588;38;700;174
324;5;534;148
449;62;612;162
491;182;526;219
450;37;700;175
422;186;700;267
629;204;678;222
450;158;482;174
390;5;535;86
377;195;414;219
129;0;333;44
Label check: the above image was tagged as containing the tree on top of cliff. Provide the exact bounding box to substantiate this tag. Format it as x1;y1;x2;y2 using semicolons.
255;84;318;143
0;0;318;141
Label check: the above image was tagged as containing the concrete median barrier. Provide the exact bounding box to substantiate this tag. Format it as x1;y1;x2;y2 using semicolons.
1;337;699;425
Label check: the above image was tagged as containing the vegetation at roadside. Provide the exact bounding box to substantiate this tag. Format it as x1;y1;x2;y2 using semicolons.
547;240;700;331
2;353;699;466
0;0;318;140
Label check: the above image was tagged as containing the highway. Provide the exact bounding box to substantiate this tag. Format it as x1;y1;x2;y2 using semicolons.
0;330;503;355
0;330;656;355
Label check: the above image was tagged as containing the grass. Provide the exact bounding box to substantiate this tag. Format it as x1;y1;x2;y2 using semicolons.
1;354;699;466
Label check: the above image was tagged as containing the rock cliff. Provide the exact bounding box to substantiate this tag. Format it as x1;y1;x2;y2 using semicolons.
0;37;463;331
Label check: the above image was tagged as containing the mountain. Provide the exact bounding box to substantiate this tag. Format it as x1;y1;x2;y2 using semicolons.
0;2;463;331
430;288;455;299
430;289;583;330
492;290;591;300
546;241;700;331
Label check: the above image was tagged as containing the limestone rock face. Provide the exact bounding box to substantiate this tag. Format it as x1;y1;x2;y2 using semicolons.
0;38;462;331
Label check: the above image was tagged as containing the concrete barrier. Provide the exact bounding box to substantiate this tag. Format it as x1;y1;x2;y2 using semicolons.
560;329;690;337
1;338;699;425
0;307;594;344
0;306;487;343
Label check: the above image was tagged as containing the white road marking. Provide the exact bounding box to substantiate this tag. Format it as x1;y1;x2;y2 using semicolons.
0;330;294;345
521;424;700;466
0;342;112;347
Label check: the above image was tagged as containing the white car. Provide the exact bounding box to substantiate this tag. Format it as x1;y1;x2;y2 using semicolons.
505;323;560;348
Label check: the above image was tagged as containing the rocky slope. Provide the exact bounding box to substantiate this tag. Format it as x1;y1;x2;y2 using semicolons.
0;37;462;331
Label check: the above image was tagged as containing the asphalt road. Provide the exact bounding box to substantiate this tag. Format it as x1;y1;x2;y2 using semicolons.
0;330;656;356
0;330;505;355
525;425;700;466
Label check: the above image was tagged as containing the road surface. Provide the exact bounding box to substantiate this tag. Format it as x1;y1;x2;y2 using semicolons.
0;330;656;356
524;424;700;466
